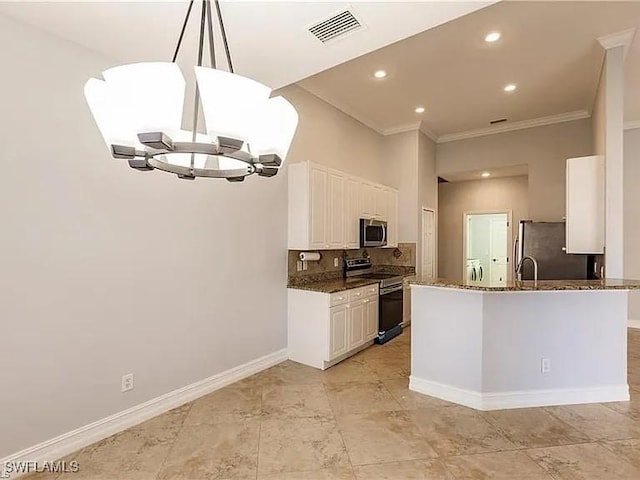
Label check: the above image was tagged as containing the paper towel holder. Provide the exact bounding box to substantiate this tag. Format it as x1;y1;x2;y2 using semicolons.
299;251;322;262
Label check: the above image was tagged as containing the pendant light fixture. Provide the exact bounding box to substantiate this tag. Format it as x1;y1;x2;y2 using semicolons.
84;0;299;182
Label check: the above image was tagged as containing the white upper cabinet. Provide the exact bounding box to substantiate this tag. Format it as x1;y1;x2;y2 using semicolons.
566;155;604;254
360;182;377;219
288;161;399;250
309;164;328;249
327;170;345;249
345;176;360;249
374;186;387;220
385;188;398;248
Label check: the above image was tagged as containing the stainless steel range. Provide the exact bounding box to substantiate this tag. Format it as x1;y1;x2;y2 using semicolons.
344;257;404;344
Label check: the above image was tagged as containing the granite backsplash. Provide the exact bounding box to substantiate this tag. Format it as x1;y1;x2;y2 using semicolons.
288;242;416;284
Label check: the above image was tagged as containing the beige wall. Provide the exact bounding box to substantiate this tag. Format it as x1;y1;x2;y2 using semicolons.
436;119;592;221
624;128;640;320
0;14;288;457
438;176;529;280
593;66;606;156
418;132;438;274
278;84;387;185
382;131;419;241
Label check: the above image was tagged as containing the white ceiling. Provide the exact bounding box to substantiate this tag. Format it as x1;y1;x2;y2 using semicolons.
297;1;640;138
0;0;495;89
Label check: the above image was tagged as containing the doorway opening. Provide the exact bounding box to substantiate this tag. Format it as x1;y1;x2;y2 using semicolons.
463;211;511;286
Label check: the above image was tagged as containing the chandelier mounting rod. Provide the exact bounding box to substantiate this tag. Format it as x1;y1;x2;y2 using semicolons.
205;0;216;68
214;0;234;73
172;0;195;63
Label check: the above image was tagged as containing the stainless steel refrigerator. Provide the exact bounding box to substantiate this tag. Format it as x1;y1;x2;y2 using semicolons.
515;221;594;280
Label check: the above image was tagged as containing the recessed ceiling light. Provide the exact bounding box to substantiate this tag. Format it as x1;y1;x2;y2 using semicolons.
373;70;387;79
415;106;425;114
481;172;491;178
504;84;517;93
485;31;501;43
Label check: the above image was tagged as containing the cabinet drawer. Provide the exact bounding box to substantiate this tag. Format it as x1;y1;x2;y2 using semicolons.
348;287;365;302
330;291;348;307
364;284;379;297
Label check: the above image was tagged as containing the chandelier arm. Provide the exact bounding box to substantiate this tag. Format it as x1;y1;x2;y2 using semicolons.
214;0;234;73
172;0;195;62
205;0;216;69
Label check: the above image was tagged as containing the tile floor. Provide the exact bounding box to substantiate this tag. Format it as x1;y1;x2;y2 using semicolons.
25;328;640;480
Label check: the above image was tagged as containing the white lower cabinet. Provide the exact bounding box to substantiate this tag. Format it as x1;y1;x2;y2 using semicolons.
329;305;349;359
348;300;365;350
364;297;379;340
288;285;379;370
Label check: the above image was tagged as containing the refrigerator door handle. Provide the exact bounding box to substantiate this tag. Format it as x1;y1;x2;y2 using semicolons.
512;236;519;278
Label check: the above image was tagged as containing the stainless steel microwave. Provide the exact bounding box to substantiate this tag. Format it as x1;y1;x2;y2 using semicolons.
360;219;387;247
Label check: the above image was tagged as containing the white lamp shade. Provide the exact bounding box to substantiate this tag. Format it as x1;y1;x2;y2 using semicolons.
195;67;271;143
84;62;185;148
84;78;140;148
250;96;299;162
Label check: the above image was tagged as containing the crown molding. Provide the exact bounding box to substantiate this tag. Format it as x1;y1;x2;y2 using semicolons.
381;122;421;136
419;122;439;142
625;120;640;130
295;84;389;136
436;110;591;144
598;28;636;58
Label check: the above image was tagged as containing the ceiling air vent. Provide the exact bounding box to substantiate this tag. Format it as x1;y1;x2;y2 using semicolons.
309;10;362;44
490;118;508;125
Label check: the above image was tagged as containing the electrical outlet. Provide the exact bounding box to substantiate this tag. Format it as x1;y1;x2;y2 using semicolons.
121;373;134;392
541;358;551;374
334;258;339;268
296;260;303;272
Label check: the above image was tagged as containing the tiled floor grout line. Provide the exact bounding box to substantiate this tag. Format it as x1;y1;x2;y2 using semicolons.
153;401;194;480
323;373;363;478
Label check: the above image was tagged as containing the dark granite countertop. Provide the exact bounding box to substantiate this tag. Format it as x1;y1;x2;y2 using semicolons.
288;266;416;294
287;277;382;294
410;277;640;291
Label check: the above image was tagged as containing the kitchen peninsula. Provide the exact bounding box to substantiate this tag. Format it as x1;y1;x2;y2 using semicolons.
409;277;640;411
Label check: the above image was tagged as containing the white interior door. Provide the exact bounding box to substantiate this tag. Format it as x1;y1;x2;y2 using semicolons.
422;209;435;278
489;217;509;284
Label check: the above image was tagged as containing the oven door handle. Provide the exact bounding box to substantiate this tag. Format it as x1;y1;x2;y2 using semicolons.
380;285;403;295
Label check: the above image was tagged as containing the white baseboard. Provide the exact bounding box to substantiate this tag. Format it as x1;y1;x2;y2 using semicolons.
409;376;629;411
1;348;287;478
629;319;640;329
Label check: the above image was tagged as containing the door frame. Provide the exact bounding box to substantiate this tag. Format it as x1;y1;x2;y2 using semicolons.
462;209;513;282
421;207;436;278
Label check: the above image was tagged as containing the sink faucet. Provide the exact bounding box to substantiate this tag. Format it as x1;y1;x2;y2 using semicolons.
516;256;538;282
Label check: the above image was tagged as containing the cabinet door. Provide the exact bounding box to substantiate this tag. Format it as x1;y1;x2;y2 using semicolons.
348;300;365;350
360;182;376;219
374;186;387;220
385;189;398;248
345;177;360;249
364;297;379;341
566;156;604;254
327;170;345;249
329;305;348;360
309;165;328;249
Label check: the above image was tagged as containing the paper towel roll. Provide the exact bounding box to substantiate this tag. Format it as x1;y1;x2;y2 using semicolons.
299;251;321;262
